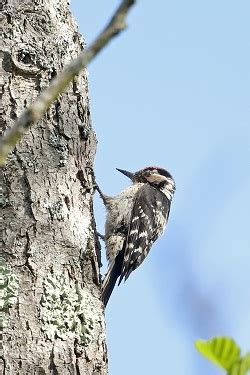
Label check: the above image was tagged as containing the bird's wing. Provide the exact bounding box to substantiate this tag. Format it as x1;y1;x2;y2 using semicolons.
119;184;170;283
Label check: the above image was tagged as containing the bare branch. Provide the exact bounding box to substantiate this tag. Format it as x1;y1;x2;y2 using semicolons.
0;0;136;165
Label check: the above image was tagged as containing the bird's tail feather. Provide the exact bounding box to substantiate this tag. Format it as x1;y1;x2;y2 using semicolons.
102;251;124;307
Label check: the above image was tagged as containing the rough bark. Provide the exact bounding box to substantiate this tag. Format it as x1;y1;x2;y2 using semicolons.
0;0;107;374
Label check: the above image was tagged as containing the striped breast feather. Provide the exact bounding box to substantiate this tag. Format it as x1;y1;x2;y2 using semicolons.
118;183;170;283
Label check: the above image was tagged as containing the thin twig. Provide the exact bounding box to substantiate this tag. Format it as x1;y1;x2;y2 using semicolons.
0;0;136;165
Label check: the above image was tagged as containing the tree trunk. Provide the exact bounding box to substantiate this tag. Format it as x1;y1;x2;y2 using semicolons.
0;0;107;373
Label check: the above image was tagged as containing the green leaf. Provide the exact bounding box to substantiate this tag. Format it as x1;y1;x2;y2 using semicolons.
229;353;250;375
195;336;241;371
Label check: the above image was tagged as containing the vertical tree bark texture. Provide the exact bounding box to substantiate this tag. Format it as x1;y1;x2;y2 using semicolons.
1;0;107;373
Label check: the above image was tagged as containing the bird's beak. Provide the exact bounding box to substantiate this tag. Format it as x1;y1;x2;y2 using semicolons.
116;168;134;181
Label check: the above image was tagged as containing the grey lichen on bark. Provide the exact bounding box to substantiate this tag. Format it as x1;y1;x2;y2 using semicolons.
1;0;107;373
0;259;19;328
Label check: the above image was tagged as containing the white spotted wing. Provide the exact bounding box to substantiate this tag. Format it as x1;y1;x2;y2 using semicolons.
119;183;170;283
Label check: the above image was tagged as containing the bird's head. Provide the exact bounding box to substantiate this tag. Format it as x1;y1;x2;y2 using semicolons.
116;166;176;199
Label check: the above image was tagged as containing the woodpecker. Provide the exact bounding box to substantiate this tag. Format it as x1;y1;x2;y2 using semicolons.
98;166;175;307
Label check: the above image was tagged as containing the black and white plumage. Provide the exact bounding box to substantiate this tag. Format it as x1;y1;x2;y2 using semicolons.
99;166;176;307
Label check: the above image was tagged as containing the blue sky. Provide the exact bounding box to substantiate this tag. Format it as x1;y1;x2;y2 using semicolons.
71;1;250;374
